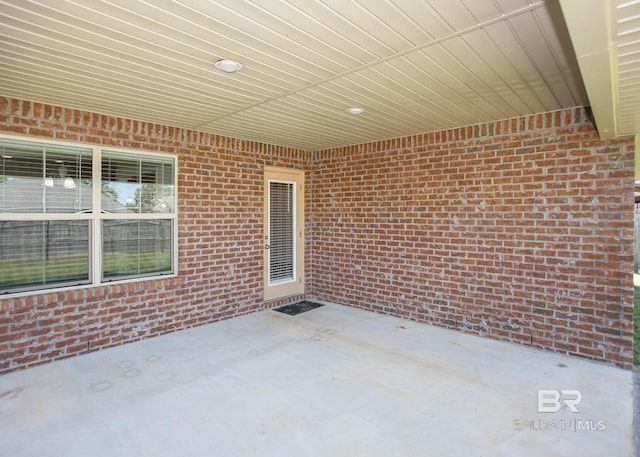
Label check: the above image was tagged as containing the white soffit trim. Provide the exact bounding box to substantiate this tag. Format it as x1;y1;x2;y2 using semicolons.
559;0;617;138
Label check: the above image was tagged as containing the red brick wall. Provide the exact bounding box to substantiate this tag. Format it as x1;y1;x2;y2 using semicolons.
310;107;635;368
0;97;311;373
1;99;635;372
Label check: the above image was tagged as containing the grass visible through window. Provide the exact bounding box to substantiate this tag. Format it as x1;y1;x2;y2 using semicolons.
0;255;89;288
103;252;171;278
1;252;171;291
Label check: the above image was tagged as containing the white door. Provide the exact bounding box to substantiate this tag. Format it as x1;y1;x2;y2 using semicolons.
263;166;304;300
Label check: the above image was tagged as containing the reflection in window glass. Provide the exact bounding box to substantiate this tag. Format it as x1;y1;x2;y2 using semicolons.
0;137;177;295
0;139;92;214
0;220;90;292
101;151;175;213
102;219;172;280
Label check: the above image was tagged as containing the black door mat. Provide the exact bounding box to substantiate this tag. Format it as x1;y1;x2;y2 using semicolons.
273;301;324;316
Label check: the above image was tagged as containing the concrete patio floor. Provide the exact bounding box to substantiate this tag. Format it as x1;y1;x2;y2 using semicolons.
0;302;635;457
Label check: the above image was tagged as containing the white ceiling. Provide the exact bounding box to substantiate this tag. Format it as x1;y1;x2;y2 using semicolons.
0;0;634;151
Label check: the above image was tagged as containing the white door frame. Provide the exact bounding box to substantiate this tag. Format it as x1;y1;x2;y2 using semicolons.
263;166;304;300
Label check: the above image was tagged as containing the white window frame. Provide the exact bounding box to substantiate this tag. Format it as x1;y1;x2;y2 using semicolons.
0;134;178;298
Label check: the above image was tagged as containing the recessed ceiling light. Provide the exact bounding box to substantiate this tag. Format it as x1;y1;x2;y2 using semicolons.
347;107;365;115
214;59;243;73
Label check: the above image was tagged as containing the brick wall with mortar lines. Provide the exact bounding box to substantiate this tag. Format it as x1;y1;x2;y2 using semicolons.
309;107;635;368
0;97;312;374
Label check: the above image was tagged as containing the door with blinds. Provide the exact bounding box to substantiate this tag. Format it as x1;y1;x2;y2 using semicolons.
263;166;304;300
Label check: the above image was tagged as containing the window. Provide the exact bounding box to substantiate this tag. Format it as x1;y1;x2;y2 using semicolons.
100;151;175;282
0;136;177;296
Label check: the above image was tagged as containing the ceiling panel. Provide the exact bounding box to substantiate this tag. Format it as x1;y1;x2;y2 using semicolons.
460;0;504;22
461;28;548;113
0;37;275;105
0;0;617;151
425;0;478;31
441;35;531;115
495;0;534;11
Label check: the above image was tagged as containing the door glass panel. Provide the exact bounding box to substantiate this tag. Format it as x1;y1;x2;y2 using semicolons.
269;181;294;284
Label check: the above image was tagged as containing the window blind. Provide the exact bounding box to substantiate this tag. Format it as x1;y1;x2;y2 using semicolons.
101;151;175;213
0;139;92;292
0;137;177;295
269;181;294;283
0;140;92;213
101;151;175;280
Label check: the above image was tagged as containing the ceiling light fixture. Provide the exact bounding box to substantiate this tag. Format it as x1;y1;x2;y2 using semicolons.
214;59;243;73
346;107;365;115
